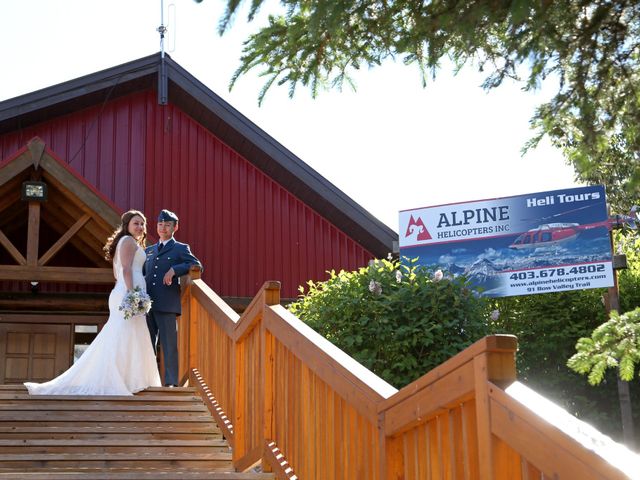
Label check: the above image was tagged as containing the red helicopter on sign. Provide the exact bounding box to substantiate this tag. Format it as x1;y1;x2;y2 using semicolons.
508;206;638;250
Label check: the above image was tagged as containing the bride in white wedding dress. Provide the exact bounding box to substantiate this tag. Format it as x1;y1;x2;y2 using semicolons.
25;210;161;395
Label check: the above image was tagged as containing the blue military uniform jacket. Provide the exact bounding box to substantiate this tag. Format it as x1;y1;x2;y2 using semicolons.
143;239;202;315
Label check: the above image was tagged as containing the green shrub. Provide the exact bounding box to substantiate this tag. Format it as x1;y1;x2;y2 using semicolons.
288;257;490;388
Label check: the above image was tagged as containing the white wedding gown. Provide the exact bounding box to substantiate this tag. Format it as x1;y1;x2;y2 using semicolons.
25;237;161;395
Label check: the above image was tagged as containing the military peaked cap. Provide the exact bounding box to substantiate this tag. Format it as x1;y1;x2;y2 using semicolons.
158;209;179;222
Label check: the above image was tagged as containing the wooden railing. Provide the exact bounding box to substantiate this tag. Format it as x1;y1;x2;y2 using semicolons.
178;274;636;479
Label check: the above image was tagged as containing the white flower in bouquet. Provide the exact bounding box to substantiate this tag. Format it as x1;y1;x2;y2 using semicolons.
119;286;152;320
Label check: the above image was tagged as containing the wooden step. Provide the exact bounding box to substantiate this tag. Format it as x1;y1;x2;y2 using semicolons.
0;427;222;440
0;471;274;479
0;438;230;454
0;402;209;412
0;385;200;398
0;450;233;467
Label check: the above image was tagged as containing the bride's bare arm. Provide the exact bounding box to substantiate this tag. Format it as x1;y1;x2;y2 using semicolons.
118;237;138;291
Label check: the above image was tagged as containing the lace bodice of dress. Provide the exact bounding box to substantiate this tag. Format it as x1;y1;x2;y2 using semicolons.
113;237;146;290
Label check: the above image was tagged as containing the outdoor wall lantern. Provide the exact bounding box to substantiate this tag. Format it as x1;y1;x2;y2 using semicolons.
21;181;48;202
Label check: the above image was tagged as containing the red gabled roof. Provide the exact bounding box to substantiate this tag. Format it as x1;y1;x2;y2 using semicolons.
0;54;397;257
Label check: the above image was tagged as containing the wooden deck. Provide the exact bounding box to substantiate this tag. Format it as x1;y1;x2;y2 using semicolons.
0;385;274;479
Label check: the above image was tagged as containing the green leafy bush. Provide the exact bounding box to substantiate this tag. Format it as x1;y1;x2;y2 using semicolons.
288;257;490;388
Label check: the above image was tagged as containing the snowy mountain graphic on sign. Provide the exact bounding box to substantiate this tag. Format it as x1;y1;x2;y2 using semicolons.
464;259;503;292
439;262;466;276
405;215;431;242
465;258;499;278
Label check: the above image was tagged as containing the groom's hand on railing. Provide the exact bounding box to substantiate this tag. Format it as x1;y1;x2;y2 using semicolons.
188;265;202;279
179;265;202;289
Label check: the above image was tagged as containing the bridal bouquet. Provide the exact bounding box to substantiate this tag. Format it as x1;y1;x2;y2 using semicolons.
119;286;152;320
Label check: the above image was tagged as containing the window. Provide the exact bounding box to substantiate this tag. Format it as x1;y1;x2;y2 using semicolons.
73;325;98;362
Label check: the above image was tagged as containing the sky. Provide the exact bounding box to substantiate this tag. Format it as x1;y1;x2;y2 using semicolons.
1;0;579;231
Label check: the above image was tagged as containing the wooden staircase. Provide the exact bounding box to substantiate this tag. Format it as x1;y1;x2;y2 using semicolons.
0;385;274;479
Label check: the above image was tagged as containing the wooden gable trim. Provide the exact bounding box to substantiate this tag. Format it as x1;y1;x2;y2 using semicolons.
0;145;32;188
0;138;120;284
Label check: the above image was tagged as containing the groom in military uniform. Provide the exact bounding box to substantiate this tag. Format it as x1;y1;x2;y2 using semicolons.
144;209;202;387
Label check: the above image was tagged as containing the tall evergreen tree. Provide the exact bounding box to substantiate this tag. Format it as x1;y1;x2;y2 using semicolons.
207;0;640;203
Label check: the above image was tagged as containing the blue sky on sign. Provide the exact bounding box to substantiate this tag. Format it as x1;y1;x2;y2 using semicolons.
1;0;579;231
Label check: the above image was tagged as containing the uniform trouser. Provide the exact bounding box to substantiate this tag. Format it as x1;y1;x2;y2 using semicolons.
147;310;178;386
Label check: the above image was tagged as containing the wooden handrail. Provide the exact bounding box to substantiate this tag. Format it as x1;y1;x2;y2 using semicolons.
234;280;280;342
492;382;634;479
179;279;639;479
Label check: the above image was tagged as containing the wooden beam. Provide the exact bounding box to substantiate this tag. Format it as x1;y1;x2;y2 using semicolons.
0;181;22;214
0;313;108;324
0;150;31;188
0;293;109;312
0;265;114;284
40;207;107;266
38;214;91;266
0;227;26;265
26;202;40;267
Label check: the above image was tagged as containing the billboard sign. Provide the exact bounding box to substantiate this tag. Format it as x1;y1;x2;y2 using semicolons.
399;186;614;297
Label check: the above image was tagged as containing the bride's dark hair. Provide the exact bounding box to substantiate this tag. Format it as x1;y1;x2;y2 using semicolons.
103;210;148;262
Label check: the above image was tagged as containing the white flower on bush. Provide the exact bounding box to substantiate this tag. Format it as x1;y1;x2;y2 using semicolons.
395;270;402;283
433;270;443;282
368;279;382;295
490;309;500;321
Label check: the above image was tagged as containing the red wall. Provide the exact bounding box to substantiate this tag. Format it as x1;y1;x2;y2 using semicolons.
0;91;373;298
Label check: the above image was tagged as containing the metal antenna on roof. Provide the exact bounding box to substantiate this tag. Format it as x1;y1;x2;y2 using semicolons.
157;0;168;105
158;0;167;59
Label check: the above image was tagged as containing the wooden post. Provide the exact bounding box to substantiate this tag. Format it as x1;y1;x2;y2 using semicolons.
262;328;275;473
183;266;201;376
188;292;198;373
26;202;40;267
606;255;635;448
233;340;246;463
260;281;280;473
473;337;518;480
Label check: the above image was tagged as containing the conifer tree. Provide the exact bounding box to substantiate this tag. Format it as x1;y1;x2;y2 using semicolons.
206;0;640;205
